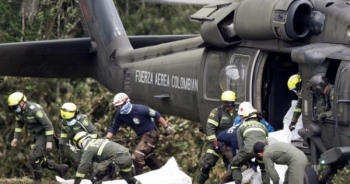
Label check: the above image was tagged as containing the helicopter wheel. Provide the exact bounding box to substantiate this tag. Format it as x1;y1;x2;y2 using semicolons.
304;165;319;184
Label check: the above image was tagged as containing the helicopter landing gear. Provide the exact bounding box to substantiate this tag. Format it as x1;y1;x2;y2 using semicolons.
304;165;319;184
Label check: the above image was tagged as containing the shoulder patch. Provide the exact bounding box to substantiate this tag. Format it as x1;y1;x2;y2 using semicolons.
30;105;35;110
209;113;215;118
82;119;89;126
149;109;156;116
36;111;44;118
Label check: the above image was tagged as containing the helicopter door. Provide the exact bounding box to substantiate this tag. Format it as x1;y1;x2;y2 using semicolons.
333;61;350;126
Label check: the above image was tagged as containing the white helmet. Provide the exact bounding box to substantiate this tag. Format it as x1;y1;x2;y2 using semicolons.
237;101;254;115
113;92;130;107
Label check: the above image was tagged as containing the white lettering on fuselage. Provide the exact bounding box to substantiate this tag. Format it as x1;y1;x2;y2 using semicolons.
135;70;198;91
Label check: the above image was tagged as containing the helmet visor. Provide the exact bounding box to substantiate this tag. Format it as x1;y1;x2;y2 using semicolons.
9;104;19;110
223;101;235;109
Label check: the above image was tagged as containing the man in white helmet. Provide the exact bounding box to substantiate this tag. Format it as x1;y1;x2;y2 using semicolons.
105;92;174;175
234;101;274;132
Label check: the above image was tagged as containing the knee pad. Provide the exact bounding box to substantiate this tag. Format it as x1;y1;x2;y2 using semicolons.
201;163;212;174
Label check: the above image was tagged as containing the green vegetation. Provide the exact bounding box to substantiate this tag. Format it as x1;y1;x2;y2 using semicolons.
0;0;350;184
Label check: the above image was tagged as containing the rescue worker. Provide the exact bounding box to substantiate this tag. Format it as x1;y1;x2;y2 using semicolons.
73;132;141;184
105;92;174;175
287;74;302;131
233;101;274;132
8;92;68;182
253;141;308;184
231;108;270;184
59;102;100;170
198;90;237;184
308;74;334;122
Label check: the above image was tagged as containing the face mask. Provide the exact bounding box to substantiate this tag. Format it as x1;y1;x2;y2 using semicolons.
120;102;132;114
14;106;21;113
66;119;77;126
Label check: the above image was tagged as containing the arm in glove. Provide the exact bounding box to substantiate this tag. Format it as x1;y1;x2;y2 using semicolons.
289;122;296;131
165;125;174;134
46;142;53;150
11;139;18;147
74;177;83;184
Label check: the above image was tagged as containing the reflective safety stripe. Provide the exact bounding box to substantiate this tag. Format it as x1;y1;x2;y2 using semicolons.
60;133;68;138
15;117;20;120
231;166;239;169
27;116;35;119
206;149;220;157
294;108;302;112
243;128;266;137
146;142;155;148
84;140;94;151
45;130;54;135
90;134;97;138
135;150;145;156
207;119;218;127
76;173;85;177
30;144;35;148
97;140;109;155
15;128;22;132
206;135;216;141
121;167;132;172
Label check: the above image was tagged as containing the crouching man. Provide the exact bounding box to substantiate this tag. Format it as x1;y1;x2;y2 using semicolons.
253;142;308;184
73;132;141;184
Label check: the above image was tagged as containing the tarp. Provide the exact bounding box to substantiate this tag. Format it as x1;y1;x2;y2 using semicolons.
283;100;303;140
56;157;192;184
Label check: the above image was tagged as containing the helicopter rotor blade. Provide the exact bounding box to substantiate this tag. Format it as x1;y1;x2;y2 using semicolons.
138;0;232;5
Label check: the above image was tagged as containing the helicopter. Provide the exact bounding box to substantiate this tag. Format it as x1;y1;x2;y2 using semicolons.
0;0;350;183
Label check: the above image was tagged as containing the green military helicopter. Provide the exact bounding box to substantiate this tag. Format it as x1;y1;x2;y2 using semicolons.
1;0;350;183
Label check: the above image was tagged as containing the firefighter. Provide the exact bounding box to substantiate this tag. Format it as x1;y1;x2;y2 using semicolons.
198;90;237;184
8;92;68;182
287;74;302;131
308;74;334;122
231;108;270;184
73;132;141;184
59;102;100;170
253;141;308;184
105;92;174;175
233;101;274;132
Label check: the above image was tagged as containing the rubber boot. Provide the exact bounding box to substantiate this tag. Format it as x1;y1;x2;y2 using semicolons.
33;171;42;183
43;159;69;178
144;153;162;170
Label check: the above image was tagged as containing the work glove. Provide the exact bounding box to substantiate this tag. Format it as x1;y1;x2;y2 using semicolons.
165;125;174;134
317;113;327;122
46;142;53;150
11;139;18;147
289;122;296;131
213;139;220;153
59;143;65;155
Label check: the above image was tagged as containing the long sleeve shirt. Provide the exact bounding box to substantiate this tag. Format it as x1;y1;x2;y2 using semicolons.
206;106;236;141
13;101;54;142
217;124;241;156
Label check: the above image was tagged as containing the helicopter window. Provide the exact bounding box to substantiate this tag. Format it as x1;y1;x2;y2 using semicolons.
335;66;350;124
204;52;227;101
219;54;249;103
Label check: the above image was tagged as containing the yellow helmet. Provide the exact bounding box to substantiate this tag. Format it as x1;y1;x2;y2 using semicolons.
287;74;302;91
73;131;90;149
8;92;27;106
242;108;258;119
221;90;236;102
60;102;77;120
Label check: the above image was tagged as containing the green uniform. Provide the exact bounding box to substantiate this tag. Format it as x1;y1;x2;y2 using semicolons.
292;90;302;123
231;119;269;184
59;113;99;169
198;106;236;184
13;101;67;180
263;142;308;184
315;87;334;121
74;138;140;184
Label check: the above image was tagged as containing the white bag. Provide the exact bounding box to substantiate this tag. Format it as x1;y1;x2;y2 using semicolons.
283;100;303;140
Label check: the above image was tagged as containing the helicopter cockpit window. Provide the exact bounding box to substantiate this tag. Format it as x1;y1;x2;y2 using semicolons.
204;52;226;101
335;66;350;124
219;55;249;103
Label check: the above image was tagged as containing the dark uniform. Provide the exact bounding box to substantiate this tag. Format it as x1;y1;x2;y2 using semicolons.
292;90;302;123
315;87;334;121
263;142;307;184
59;113;99;169
109;104;163;175
198;106;236;184
216;124;241;184
13;101;67;180
74;138;140;184
231;119;269;184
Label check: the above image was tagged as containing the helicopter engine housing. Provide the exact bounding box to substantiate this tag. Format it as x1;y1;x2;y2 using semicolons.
234;0;313;41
